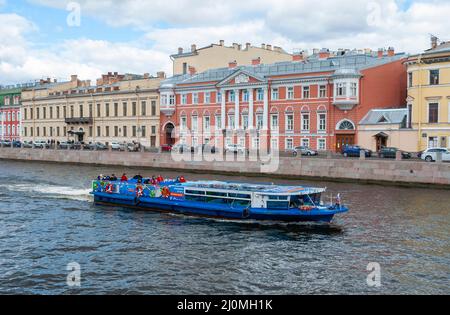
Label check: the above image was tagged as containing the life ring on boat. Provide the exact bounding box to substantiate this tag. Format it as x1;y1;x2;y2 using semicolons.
161;186;170;198
135;185;144;198
300;205;314;211
105;184;114;194
242;208;251;219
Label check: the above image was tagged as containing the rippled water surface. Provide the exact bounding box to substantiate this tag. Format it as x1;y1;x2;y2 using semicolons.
0;160;448;294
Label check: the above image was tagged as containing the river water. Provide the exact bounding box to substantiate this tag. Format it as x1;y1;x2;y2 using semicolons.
0;160;448;294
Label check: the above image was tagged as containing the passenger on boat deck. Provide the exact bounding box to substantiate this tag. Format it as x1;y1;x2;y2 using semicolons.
143;178;151;185
133;174;143;181
178;176;186;183
97;174;103;181
150;176;157;185
157;175;164;183
121;173;128;182
110;174;118;181
103;175;111;181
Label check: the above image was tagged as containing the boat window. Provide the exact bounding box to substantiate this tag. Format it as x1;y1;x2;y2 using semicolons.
268;195;288;200
206;191;227;197
229;193;251;199
267;201;289;209
186;190;206;195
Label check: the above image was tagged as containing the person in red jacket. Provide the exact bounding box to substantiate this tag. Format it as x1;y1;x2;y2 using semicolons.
157;175;164;183
121;173;128;182
179;176;186;183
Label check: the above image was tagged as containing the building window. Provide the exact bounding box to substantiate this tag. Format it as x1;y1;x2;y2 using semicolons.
229;91;235;103
123;126;127;137
302;113;310;132
271;114;279;130
169;95;175;105
318;139;326;150
407;104;413;128
428;103;439;123
271;88;279;100
193;93;199;104
151;126;156;135
271;138;279;151
96;104;101;117
123;102;127;116
43;127;46;137
287;87;294;100
114;126;118;137
257;88;264;101
286;138;293;150
428;137;438;148
336;83;346;97
215;115;221;130
302;138;310;148
88;126;92;137
430;69;439;85
79;105;83;118
4;96;10;106
49;107;53;119
141;126;146;137
286;114;294;132
205;92;211;104
132;102;137;116
318;113;326;132
216;92;222;104
408;72;413;88
192;116;198;132
337;120;355;130
252;137;260;150
350;83;357;97
97;126;101;137
204;116;211;132
151;101;156;116
114;103;118;117
243;90;249;102
256;115;263;130
63;127;66;137
302;86;310;99
181;94;187;105
24;127;27;137
36;108;40;119
132;126;137;137
180;116;187;131
24;108;27;120
141;101;147;116
70;106;74;118
228;115;235;129
319;85;327;98
242;114;248;130
161;94;167;106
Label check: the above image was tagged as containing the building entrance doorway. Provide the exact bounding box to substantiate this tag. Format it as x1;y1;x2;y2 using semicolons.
375;132;389;152
336;134;355;152
164;123;175;145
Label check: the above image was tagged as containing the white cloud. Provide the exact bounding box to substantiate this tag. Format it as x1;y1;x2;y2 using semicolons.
1;0;449;85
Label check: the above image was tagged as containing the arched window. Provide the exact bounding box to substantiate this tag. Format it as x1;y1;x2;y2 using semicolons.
337;119;355;130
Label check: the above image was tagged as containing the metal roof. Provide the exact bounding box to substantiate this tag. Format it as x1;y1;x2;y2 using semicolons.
359;108;408;125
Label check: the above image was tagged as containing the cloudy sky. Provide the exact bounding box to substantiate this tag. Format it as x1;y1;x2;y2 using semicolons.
0;0;448;85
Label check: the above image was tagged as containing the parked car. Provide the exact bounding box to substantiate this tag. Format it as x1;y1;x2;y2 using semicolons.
23;141;33;148
126;142;141;152
0;139;12;147
84;142;108;151
290;146;318;157
225;144;246;154
58;141;73;149
171;143;191;154
379;147;412;159
34;140;49;149
12;140;22;148
201;144;218;154
421;148;450;162
161;144;173;152
111;141;126;151
342;145;372;158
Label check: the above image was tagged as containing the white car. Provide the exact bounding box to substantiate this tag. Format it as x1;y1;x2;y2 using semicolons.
34;140;49;149
111;141;126;151
421;148;450;162
225;143;247;154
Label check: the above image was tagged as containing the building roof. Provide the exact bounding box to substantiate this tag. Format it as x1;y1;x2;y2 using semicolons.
162;53;406;87
359;108;408;125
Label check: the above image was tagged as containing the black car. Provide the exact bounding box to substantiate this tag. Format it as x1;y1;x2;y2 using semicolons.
379;147;412;159
12;140;22;148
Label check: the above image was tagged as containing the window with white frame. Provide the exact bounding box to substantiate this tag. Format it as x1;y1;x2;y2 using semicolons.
228;115;235;129
350;83;357;97
319;85;327;98
256;115;263;130
301;113;310;132
318;138;326;150
161;94;168;106
318;113;326;132
205;92;211;104
169;94;175;105
229;91;235;103
285;138;293;150
181;94;187;105
270;114;279;130
336;83;346;97
242;114;249;130
302;86;310;99
252;137;260;149
271;138;279;151
14;96;20;105
271;88;279;100
180;116;187;131
193;93;199;104
243;90;249;102
257;88;264;101
4;97;10;106
286;114;294;132
204;116;210;132
287;87;294;100
239;137;245;147
191;116;198;132
216;91;222;103
215;115;222;130
302;138;310;147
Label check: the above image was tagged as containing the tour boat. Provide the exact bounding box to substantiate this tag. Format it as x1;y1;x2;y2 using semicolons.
91;178;349;223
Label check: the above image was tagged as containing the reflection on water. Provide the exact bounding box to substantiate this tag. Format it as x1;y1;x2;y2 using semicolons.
0;160;448;295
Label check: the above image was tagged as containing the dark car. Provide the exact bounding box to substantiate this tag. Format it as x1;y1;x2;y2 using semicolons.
12;140;22;148
1;140;12;147
84;142;108;151
379;147;412;159
161;144;173;152
343;145;372;158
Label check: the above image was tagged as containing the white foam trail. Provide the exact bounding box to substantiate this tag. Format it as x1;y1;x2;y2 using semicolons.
0;183;92;201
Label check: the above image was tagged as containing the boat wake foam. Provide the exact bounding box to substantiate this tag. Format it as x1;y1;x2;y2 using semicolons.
0;183;92;202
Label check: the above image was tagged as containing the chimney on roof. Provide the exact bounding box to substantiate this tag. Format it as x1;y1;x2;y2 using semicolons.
292;51;305;62
157;71;166;79
431;35;438;49
319;49;330;59
143;73;150;79
229;60;237;69
191;44;197;52
252;57;261;66
178;47;184;54
114;72;118;76
387;47;395;57
232;43;239;50
313;48;319;55
266;44;272;50
71;75;78;82
219;40;224;46
246;43;251;50
273;46;282;53
108;72;112;76
378;48;384;58
188;66;197;75
261;43;266;49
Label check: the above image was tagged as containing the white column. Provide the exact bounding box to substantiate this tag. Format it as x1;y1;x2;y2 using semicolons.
221;89;226;129
0;112;4;141
263;87;269;130
234;89;239;130
248;88;254;129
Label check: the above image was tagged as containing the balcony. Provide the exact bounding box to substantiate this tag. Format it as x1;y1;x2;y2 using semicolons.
333;97;359;110
160;105;175;117
65;117;93;125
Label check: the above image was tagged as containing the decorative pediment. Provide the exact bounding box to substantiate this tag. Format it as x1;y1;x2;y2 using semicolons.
406;95;415;103
217;69;266;87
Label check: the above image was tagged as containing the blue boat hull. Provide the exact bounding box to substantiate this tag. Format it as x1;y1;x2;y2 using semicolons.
93;192;347;223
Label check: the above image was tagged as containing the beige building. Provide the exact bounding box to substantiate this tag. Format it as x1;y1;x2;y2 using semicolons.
358;108;418;153
21;72;164;148
171;40;293;75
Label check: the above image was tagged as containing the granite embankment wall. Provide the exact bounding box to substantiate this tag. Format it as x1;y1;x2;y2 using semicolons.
1;148;450;187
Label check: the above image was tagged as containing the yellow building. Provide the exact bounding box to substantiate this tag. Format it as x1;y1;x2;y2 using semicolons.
406;37;450;151
171;40;293;75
